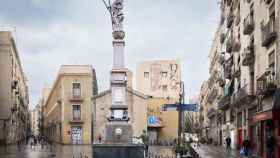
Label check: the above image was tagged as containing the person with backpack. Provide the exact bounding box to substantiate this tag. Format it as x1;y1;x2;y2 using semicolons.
242;138;251;158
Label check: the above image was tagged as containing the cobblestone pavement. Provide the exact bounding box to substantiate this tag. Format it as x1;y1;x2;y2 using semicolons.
192;144;260;158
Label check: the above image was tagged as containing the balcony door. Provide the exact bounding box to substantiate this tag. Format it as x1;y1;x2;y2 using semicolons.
73;105;81;121
72;82;81;97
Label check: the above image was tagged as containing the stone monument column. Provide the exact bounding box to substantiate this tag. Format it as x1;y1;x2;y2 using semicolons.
93;1;145;157
105;0;132;144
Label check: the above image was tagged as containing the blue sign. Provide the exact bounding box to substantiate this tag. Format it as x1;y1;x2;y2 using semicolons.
180;104;198;112
148;116;160;126
161;104;178;111
161;104;198;112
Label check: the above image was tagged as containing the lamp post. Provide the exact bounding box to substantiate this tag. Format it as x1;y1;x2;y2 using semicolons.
177;81;185;145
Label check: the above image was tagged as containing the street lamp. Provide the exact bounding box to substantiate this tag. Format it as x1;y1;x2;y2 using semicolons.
176;81;185;145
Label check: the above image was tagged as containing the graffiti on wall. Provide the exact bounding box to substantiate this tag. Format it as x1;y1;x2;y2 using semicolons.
170;63;180;90
149;62;180;93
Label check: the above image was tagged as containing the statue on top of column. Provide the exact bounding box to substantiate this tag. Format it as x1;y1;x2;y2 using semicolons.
111;0;124;31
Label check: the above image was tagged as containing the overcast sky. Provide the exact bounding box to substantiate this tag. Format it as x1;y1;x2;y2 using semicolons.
0;0;220;109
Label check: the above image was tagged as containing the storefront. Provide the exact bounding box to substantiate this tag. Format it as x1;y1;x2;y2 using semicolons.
147;116;163;144
237;112;243;149
248;105;258;155
252;110;280;158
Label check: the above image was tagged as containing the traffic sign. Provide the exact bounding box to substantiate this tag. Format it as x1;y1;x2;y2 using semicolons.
161;104;178;111
161;104;198;112
181;104;198;112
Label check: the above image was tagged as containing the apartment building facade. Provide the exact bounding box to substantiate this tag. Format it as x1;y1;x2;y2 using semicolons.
136;60;181;100
31;104;42;136
146;97;178;144
200;0;280;157
0;31;29;144
136;60;182;142
43;65;98;144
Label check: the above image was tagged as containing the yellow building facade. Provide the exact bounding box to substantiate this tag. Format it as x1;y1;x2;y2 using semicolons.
147;97;178;144
0;31;29;144
43;65;97;144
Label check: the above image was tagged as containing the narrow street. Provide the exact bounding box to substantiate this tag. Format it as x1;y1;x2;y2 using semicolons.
191;144;260;158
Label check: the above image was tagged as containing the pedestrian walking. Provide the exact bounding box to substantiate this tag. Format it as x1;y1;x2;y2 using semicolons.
30;139;34;150
98;134;102;143
266;134;275;158
242;138;251;158
225;136;231;152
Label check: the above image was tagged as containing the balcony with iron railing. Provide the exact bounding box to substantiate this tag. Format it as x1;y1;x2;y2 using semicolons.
227;12;234;28
231;84;254;107
226;36;241;53
242;46;254;66
218;95;231;110
207;108;217;118
208;71;218;88
264;0;272;5
235;12;240;26
217;77;226;87
232;65;241;78
207;88;218;103
220;33;226;44
246;0;252;3
220;13;225;25
262;19;277;47
224;57;233;79
11;104;17;112
243;14;254;35
226;0;232;6
219;53;225;65
11;80;18;90
257;75;277;96
226;37;233;53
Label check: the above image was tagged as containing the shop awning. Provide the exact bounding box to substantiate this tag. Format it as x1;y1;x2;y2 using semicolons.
252;110;280;123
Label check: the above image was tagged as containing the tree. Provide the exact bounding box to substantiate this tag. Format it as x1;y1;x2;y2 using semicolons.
139;130;149;145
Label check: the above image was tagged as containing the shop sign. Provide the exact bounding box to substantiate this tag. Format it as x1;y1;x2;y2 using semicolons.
252;111;272;123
